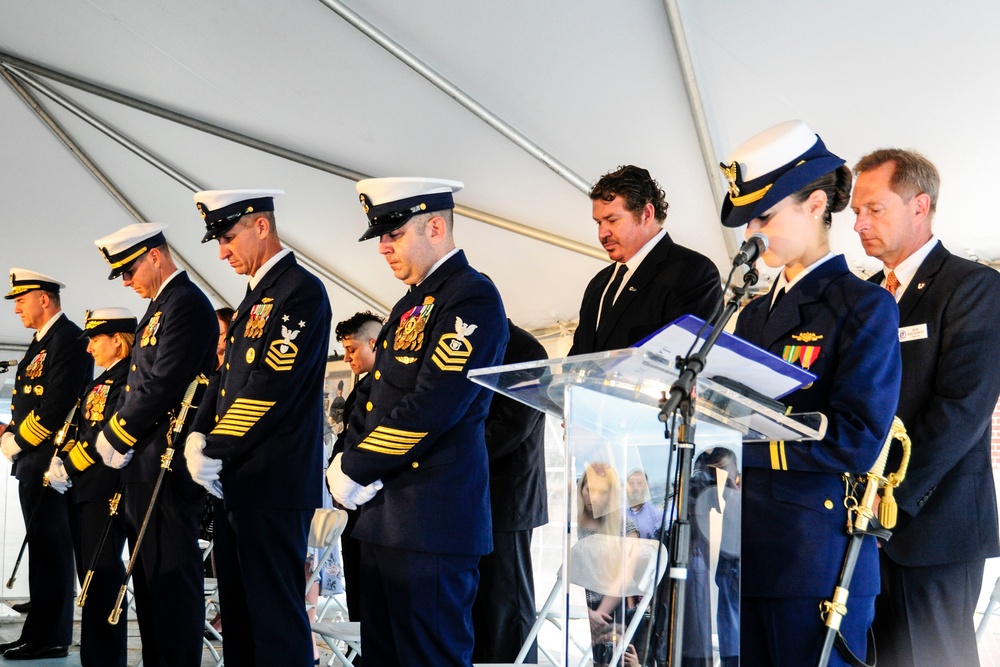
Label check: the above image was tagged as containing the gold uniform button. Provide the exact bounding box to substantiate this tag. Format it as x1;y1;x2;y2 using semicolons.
374;370;381;380
226;363;230;370
411;462;419;469
132;364;137;371
823;499;834;510
366;401;373;411
230;336;235;344
221;389;226;397
215;415;220;422
126;385;131;392
383;340;387;349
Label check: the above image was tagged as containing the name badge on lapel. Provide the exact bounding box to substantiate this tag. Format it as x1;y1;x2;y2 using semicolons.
898;324;928;342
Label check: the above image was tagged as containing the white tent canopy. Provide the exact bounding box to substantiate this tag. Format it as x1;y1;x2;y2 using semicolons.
2;0;998;355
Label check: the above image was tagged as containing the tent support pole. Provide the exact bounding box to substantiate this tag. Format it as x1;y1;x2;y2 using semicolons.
0;65;232;308
0;51;604;262
662;0;741;259
3;65;390;315
314;0;592;195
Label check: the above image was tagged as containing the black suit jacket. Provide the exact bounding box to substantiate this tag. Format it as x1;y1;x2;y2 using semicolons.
569;233;721;354
871;241;1000;566
485;320;548;533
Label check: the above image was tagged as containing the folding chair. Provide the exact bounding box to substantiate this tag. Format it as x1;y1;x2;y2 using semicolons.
312;620;363;666
976;574;1000;643
307;509;359;666
200;539;225;666
305;509;348;595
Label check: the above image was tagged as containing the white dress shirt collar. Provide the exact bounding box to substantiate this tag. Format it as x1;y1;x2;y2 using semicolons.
249;248;291;291
882;236;938;302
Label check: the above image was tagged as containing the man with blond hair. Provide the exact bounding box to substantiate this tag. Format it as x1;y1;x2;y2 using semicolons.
853;149;1000;666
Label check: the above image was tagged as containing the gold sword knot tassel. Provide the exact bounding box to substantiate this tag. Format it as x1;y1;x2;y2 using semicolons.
878;417;911;530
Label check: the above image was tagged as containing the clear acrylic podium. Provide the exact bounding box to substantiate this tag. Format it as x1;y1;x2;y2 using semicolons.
470;347;826;667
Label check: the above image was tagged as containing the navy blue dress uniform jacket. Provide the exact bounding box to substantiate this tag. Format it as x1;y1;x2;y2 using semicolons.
342;250;509;556
734;255;901;599
63;357;130;667
192;252;331;510
102;272;218;483
486;320;547;533
569;233;722;354
9;313;93;481
870;242;1000;567
8;313;91;650
63;358;128;503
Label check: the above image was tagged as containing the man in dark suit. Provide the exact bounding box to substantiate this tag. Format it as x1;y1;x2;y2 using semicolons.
0;269;92;660
852;149;1000;667
328;176;508;667
93;223;218;666
569;165;722;354
185;189;332;667
472;319;548;664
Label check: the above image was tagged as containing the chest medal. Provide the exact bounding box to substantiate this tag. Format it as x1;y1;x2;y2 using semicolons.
85;383;111;422
24;351;46;380
141;311;162;347
244;298;274;339
394;296;434;352
782;344;821;371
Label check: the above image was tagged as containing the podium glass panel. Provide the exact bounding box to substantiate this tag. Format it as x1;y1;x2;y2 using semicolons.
468;348;826;444
470;349;823;666
560;385;740;667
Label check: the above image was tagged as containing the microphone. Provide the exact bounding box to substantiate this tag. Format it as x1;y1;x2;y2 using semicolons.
732;233;768;267
0;360;18;372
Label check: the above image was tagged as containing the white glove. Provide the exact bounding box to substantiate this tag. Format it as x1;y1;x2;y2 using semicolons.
1;431;21;463
326;453;382;510
184;432;223;492
96;431;134;469
46;456;72;494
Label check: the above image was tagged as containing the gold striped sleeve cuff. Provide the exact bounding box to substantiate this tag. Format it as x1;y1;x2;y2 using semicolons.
210;398;276;437
431;334;472;372
357;426;428;455
109;414;137;448
68;441;96;473
18;411;52;447
769;441;788;471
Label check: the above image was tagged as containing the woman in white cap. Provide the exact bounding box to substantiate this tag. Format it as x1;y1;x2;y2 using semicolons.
47;307;135;667
720;121;902;667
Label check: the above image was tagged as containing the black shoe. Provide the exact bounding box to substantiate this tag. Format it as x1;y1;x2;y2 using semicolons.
0;639;25;653
9;601;30;614
3;644;69;660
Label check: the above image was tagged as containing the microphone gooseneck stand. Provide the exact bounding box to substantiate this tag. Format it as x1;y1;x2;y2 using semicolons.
639;264;759;667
